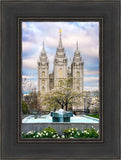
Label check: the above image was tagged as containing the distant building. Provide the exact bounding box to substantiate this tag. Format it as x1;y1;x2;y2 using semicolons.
37;30;84;110
84;90;99;113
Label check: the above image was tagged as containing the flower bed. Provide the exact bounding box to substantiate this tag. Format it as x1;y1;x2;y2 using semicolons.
22;126;99;138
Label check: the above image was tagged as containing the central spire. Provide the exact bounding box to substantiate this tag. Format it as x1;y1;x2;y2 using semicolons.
58;29;63;49
42;40;45;54
76;41;79;52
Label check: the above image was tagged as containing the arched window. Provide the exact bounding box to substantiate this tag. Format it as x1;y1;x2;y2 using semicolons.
77;71;80;78
77;79;80;84
42;79;45;85
42;87;45;92
77;86;80;90
42;71;45;78
59;68;62;78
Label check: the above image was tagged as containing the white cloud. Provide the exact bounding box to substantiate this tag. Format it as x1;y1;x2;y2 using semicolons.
84;86;99;91
22;75;35;79
84;76;99;82
23;58;37;70
84;70;99;76
22;41;36;52
22;22;27;31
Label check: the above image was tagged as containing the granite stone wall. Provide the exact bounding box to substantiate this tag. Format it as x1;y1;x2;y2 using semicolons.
22;123;99;134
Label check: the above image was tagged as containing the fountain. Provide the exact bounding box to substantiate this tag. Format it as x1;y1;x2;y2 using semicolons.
22;110;99;133
50;109;73;122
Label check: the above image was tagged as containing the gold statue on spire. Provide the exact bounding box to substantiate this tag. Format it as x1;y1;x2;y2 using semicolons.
59;28;61;33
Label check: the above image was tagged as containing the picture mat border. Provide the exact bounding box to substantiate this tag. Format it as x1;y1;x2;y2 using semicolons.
0;0;119;159
18;17;103;143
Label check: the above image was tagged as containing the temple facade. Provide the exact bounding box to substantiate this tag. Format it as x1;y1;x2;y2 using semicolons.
37;30;84;109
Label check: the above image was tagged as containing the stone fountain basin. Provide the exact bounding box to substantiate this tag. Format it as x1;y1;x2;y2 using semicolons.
51;112;73;117
50;110;73;122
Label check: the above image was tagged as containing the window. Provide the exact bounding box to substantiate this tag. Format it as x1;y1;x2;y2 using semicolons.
59;68;62;78
42;79;45;85
42;87;45;92
42;71;45;78
77;79;80;84
77;86;80;90
77;71;80;78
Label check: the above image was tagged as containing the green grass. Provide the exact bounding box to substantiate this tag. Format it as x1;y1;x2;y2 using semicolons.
87;114;99;119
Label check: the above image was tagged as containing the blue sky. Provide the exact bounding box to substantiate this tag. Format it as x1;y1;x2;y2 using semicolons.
22;22;99;94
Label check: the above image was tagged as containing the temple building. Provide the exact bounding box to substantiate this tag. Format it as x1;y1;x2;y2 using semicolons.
37;30;84;109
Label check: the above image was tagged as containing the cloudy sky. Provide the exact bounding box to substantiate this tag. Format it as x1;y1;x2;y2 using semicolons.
22;22;99;94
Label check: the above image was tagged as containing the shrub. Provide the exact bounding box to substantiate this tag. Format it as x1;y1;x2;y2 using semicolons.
22;127;59;138
41;127;59;138
22;100;29;114
63;127;99;138
63;128;83;138
22;131;38;138
82;128;99;138
22;127;99;139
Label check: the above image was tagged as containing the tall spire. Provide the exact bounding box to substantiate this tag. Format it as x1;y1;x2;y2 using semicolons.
76;41;79;52
73;41;81;63
42;40;45;53
74;41;80;56
69;58;71;67
39;41;48;63
58;29;63;49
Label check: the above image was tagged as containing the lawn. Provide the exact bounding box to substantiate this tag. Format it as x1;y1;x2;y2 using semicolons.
87;114;99;119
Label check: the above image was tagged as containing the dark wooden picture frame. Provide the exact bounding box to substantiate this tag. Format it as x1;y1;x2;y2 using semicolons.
1;0;120;159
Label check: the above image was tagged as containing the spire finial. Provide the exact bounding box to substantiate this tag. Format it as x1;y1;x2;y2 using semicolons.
59;28;61;34
58;28;63;49
42;40;45;53
59;28;61;39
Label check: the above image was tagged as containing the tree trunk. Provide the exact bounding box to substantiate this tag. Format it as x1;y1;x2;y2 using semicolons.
61;105;64;109
65;105;68;111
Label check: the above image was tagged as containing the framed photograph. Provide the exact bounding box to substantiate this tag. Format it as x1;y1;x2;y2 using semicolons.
1;0;120;159
20;19;102;142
